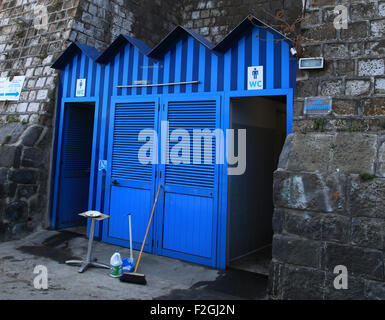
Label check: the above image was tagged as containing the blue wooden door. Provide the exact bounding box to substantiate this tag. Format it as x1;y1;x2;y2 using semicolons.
57;104;94;228
104;98;158;253
155;96;221;267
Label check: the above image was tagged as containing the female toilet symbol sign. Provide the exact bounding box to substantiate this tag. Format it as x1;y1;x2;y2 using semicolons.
76;79;86;97
247;66;263;90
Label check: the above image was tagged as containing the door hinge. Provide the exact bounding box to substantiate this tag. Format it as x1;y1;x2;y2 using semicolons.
160;171;162;179
152;239;154;247
163;104;165;111
155;171;157;179
157;240;159;248
158;104;160;112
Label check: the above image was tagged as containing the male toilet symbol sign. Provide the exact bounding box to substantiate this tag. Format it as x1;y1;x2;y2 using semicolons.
247;66;263;90
76;78;86;97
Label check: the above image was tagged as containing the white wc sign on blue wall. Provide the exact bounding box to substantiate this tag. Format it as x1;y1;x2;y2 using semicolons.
76;78;86;97
247;66;263;90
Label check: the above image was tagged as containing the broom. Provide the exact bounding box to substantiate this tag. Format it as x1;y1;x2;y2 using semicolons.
120;184;161;285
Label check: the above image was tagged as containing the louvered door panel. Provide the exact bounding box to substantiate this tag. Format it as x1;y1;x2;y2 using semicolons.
158;97;220;267
165;100;216;189
107;100;157;253
111;102;155;182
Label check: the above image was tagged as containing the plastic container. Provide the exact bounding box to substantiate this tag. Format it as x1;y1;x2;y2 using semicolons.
110;250;123;278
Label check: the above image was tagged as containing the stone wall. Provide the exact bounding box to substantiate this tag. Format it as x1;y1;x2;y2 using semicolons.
270;0;385;299
0;0;80;241
181;0;302;44
0;0;179;241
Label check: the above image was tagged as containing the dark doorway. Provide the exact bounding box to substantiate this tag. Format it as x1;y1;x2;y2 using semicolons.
56;103;95;229
227;96;286;275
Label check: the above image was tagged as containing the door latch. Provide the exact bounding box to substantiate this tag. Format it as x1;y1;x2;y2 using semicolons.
112;180;120;185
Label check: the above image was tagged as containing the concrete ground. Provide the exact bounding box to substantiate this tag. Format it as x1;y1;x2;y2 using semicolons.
0;229;268;300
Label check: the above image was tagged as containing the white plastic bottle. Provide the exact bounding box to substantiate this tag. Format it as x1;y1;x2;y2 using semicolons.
110;250;123;278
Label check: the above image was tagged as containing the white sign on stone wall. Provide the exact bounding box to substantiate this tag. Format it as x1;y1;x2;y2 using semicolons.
0;76;25;101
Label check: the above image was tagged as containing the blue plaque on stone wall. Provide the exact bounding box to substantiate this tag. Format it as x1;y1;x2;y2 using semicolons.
304;96;332;115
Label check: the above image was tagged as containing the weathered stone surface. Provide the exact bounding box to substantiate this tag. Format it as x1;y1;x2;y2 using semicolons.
20;126;44;147
366;281;385;300
17;185;38;199
4;201;28;223
351;217;385;250
21;148;46;168
274;170;347;213
278;133;333;173
330;133;377;175
321;214;350;243
272;234;322;268
324;243;384;280
0;146;21;168
281;265;325;300
348;176;385;219
377;136;385;177
272;208;284;233
9;169;38;185
284;210;322;240
324;273;366;300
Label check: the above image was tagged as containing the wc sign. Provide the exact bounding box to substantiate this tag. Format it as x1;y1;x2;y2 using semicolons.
247;66;263;90
76;78;86;97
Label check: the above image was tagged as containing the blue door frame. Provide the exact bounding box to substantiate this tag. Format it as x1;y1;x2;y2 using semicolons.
51;97;99;230
98;88;292;269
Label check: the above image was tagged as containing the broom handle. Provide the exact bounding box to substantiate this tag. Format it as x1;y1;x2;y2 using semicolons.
134;184;161;273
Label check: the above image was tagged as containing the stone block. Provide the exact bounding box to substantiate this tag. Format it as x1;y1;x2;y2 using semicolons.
0;145;21;168
21;148;46;168
345;80;371;96
278;133;333;172
351;3;376;21
362;98;385;116
375;78;385;94
330;133;377;175
348;176;385;219
332;99;358;116
371;19;385;37
321;80;343;96
9;169;38;184
358;59;385;76
366;280;385;300
274;170;347;213
324;243;384;280
20;125;43;147
321;214;350;243
5;201;28;223
272;234;322;268
351;217;385;250
284;210;322;240
272;208;283;233
324;273;366;300
281;265;325;300
17;185;38;199
341;21;368;40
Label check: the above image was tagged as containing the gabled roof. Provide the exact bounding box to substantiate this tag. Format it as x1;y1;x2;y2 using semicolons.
148;26;214;58
96;35;151;63
51;42;100;69
213;15;292;52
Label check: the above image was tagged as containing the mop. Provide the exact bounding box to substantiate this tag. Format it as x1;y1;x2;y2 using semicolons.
120;184;161;285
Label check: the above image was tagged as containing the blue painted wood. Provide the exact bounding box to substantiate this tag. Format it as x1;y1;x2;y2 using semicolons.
103;97;158;252
52;18;298;268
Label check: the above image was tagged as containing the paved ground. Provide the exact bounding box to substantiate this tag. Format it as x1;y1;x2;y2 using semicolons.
0;229;268;300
